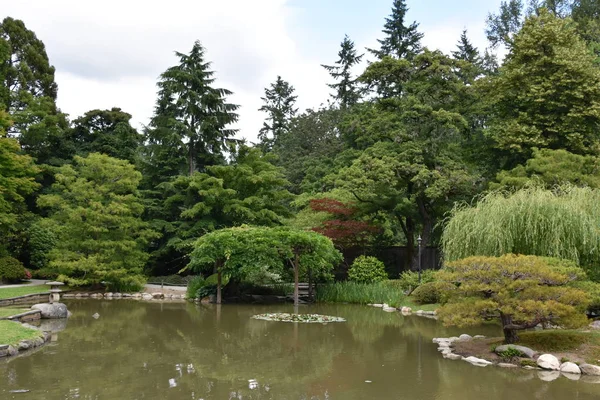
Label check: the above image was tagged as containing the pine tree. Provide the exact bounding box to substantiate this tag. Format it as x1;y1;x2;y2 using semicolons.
322;35;364;108
258;76;297;151
150;41;239;176
452;30;484;83
367;0;423;60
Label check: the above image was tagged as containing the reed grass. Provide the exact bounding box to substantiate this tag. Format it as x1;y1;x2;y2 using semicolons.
316;281;406;307
441;186;600;279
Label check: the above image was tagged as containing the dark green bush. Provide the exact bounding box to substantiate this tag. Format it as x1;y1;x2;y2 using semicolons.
411;282;454;305
348;256;388;284
31;267;59;280
0;257;26;283
187;276;208;299
396;270;437;293
27;223;56;270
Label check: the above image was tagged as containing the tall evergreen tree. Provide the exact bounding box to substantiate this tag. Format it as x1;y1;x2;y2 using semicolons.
485;9;600;169
0;17;69;166
258;76;297;152
322;35;364;108
452;30;484;83
367;0;423;60
149;41;239;176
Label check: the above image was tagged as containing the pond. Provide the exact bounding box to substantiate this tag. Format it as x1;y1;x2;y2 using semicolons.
1;301;599;399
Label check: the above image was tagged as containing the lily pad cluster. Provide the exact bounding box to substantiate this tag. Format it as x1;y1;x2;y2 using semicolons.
252;313;346;323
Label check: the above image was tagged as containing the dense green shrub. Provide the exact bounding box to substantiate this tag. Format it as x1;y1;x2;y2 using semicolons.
395;270;437;293
31;267;59;280
411;282;454;305
187;276;208;299
348;256;388;284
26;222;56;270
0;257;25;283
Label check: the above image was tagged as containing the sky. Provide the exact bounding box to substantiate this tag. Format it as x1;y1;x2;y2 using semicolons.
2;0;503;143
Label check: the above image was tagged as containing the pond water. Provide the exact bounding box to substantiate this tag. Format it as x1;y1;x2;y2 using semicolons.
1;301;599;399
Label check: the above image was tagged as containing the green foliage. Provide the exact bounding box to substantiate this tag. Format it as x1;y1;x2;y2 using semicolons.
0;111;40;242
0;256;25;282
258;76;297;151
26;221;56;270
442;186;600;280
410;281;453;305
520;359;538;368
484;9;600;168
316;281;405;307
322;35;364;108
494;149;600;189
38;153;155;291
68;108;142;163
348;256;388;284
396;270;437;292
437;254;590;343
186;275;208;299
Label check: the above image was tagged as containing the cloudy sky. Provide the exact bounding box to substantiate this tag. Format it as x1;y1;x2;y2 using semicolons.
3;0;503;143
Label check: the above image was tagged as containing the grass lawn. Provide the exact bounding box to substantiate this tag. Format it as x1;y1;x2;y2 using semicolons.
0;308;29;318
0;285;49;300
0;320;42;346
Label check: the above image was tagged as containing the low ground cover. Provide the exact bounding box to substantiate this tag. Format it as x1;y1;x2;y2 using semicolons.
0;285;49;300
0;320;42;346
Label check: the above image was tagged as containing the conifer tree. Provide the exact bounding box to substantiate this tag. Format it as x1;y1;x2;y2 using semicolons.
322;35;364;108
149;41;239;176
368;0;423;60
452;30;484;83
258;76;297;151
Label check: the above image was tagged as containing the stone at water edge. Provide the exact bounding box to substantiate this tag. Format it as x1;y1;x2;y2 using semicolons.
580;364;600;376
383;307;396;312
444;353;463;361
372;304;384;308
473;335;486;339
458;334;472;342
463;356;492;366
498;363;518;368
590;320;600;330
537;354;560;371
401;307;412;314
494;344;537;359
559;362;581;374
31;303;68;319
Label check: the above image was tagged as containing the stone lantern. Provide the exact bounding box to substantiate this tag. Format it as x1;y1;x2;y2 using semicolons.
46;281;64;304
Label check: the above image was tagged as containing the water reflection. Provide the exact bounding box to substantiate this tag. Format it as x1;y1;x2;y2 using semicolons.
0;301;598;399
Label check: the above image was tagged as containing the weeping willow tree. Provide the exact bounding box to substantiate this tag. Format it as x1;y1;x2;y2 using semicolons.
441;186;600;280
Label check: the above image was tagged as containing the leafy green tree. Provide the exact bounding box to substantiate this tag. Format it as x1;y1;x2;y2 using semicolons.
572;0;600;55
272;106;345;193
187;227;282;303
273;227;342;306
147;146;293;275
0;111;39;253
493;148;600;189
258;76;297;151
0;17;69;166
484;9;600;169
150;41;239;175
438;254;589;343
322;35;364;108
367;0;423;60
38;153;156;291
68;108;142;163
442;186;600;280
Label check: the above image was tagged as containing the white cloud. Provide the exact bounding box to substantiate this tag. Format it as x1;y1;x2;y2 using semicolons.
3;0;497;144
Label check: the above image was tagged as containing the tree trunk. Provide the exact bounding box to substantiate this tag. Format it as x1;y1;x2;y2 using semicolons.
293;252;300;308
501;313;519;344
188;137;195;176
216;270;222;305
308;267;313;301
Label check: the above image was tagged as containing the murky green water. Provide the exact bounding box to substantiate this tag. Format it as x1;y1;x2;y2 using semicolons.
1;301;599;399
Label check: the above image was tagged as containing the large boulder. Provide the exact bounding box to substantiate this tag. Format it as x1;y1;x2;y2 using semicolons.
495;344;537;359
31;303;68;319
537;354;560;370
590;320;600;330
559;362;581;374
580;364;600;376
